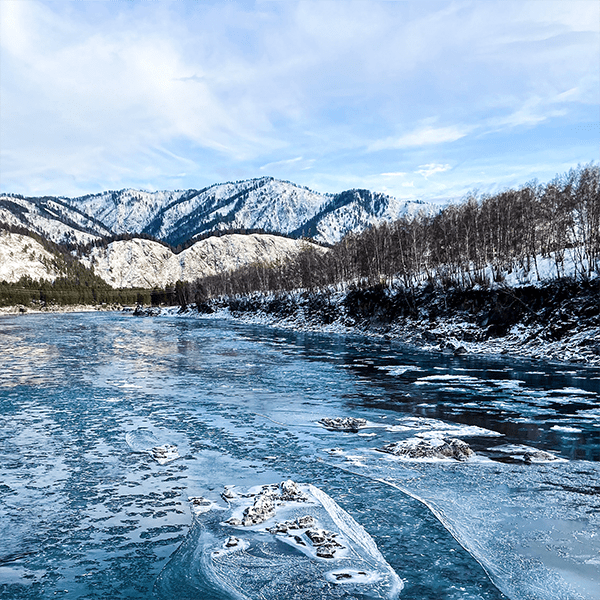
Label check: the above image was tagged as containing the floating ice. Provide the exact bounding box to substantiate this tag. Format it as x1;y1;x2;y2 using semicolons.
490;444;567;463
550;425;583;433
158;480;402;599
189;496;223;516
125;429;180;464
386;416;502;438
414;374;483;384
322;450;600;600
377;365;423;376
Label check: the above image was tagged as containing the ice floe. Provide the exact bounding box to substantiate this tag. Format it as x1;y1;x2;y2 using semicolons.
489;444;567;463
377;365;423;376
189;496;223;516
125;429;180;464
167;480;402;599
385;416;502;438
550;425;583;433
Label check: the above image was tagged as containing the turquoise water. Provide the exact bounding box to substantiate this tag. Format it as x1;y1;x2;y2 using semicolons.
0;312;598;599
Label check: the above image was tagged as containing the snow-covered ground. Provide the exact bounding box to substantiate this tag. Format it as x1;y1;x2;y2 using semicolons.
146;282;600;367
0;231;60;283
80;234;324;288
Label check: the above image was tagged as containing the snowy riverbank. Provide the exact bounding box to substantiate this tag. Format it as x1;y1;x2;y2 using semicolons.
141;277;600;368
0;303;125;315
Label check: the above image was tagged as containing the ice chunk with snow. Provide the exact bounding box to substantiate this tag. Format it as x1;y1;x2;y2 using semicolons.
125;429;180;464
550;425;582;433
157;480;402;599
385;416;502;438
490;444;566;463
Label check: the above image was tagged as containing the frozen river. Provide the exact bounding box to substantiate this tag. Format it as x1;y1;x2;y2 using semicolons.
0;312;599;599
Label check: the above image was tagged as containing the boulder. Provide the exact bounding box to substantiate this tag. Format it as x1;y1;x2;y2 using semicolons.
378;437;474;461
319;417;367;432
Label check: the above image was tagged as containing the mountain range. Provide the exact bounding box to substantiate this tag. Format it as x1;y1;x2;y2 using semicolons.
1;177;431;247
0;177;433;289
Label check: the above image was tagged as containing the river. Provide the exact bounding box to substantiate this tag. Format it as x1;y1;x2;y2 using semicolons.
1;312;598;599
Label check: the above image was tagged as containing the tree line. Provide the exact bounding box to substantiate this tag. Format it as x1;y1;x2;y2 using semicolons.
0;276;155;308
187;163;599;302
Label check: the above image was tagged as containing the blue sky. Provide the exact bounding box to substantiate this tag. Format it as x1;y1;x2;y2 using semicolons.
1;0;598;202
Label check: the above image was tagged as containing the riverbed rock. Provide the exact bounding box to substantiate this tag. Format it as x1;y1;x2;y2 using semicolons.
319;417;368;432
242;488;277;526
378;437;474;461
523;449;562;463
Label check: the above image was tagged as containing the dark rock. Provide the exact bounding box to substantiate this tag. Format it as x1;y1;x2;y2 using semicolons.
195;302;215;314
221;487;236;501
296;515;315;528
422;331;438;342
242;488;276;526
268;514;316;534
319;417;367;432
280;479;307;502
523;450;562;464
378;437;474;461
316;544;338;559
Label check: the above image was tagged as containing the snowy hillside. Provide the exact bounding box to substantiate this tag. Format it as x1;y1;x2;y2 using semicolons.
290;189;433;241
2;178;435;248
67;178;331;246
0;231;60;283
63;178;432;246
0;195;111;246
80;233;322;288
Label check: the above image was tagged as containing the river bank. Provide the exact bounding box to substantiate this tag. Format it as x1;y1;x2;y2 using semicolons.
0;303;125;315
142;277;600;367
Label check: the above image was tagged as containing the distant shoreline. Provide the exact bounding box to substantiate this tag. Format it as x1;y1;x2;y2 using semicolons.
0;304;124;315
4;282;599;369
136;295;600;369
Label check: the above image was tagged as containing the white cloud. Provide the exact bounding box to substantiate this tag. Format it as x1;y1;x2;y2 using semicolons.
260;157;305;171
369;126;470;152
0;0;597;196
416;164;451;178
380;172;408;178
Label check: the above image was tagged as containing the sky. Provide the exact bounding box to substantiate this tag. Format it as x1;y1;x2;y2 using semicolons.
1;0;598;202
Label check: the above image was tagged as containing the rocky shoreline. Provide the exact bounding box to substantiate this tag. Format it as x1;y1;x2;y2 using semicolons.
4;276;599;368
157;277;600;368
0;303;125;315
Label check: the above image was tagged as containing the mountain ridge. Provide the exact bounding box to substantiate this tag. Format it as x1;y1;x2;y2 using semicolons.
1;177;433;248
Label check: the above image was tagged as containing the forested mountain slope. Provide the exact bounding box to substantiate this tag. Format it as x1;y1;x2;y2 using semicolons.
0;178;432;247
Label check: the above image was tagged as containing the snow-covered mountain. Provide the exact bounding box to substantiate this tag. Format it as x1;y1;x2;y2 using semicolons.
80;234;322;288
0;178;433;290
1;178;433;247
0;195;111;246
0;230;61;283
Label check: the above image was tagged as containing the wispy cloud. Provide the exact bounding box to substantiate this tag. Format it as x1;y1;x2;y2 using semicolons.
260;157;310;171
416;164;451;178
369;126;470;152
380;172;408;178
0;0;597;197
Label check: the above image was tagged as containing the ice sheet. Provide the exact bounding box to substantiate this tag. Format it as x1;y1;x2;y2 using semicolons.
156;480;402;600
